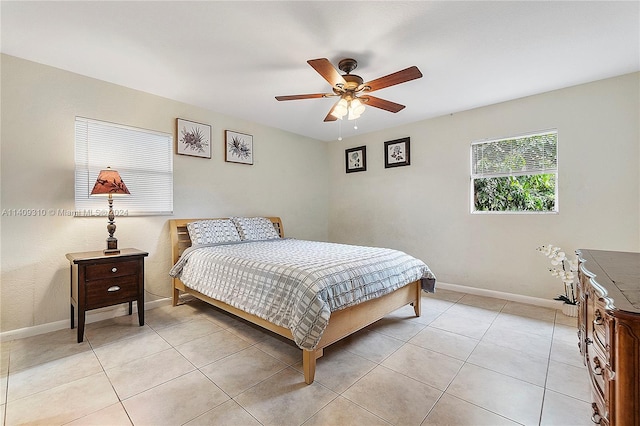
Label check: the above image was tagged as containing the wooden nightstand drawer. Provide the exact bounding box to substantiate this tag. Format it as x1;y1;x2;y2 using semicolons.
85;260;138;281
85;275;139;309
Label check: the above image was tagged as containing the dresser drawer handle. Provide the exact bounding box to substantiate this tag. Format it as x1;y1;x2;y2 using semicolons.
606;366;616;381
594;309;604;326
591;403;602;424
577;330;582;350
107;286;121;292
111;267;118;273
593;357;603;375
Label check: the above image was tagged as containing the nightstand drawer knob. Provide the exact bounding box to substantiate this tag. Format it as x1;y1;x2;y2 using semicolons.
107;286;121;292
111;267;118;273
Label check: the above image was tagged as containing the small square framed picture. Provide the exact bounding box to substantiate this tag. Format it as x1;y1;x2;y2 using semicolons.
176;118;211;158
384;137;410;168
225;130;253;165
345;146;367;173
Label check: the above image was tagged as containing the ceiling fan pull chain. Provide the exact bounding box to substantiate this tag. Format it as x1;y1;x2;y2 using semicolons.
338;119;343;141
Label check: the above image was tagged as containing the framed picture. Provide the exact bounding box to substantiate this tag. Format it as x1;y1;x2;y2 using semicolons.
384;137;410;168
345;146;367;173
176;118;211;158
225;130;253;165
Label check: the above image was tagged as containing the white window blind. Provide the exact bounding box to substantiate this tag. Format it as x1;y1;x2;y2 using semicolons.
75;117;173;215
471;131;557;178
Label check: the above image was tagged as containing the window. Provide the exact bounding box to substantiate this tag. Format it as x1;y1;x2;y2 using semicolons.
75;117;173;215
471;130;557;213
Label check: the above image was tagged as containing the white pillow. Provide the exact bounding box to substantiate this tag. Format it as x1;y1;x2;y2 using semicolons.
187;219;241;245
231;217;280;241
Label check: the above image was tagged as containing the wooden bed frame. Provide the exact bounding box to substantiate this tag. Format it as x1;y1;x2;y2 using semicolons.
169;217;422;384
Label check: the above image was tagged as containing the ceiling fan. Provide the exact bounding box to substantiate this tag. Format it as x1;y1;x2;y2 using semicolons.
275;58;423;122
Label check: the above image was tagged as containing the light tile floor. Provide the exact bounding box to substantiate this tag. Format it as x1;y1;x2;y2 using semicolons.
0;289;593;425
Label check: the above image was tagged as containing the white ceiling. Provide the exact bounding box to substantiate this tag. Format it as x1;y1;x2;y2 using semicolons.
2;1;638;141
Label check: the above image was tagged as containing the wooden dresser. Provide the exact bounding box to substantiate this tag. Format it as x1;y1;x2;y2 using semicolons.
576;249;640;426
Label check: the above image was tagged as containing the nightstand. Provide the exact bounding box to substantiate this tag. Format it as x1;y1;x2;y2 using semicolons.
66;248;148;343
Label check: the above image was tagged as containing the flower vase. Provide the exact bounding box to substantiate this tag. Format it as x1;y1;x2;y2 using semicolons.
562;303;578;317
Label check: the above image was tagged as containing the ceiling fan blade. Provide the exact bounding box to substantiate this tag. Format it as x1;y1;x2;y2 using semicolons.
308;58;347;88
323;112;338;122
323;99;341;122
361;66;423;92
275;93;334;101
361;95;406;113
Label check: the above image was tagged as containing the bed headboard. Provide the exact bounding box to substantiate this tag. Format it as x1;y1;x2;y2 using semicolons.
169;217;284;264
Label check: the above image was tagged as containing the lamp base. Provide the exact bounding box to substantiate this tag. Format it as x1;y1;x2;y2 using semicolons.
105;236;119;255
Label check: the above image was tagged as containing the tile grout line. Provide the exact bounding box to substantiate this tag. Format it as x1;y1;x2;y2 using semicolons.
537;310;564;425
89;331;170;426
2;352;9;426
426;297;527;425
2;293;586;426
434;295;559;425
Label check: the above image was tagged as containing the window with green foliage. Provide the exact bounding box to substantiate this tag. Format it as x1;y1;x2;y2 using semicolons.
471;131;558;213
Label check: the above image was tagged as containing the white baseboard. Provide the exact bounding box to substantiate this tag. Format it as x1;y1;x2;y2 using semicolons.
1;282;563;342
0;298;172;342
435;282;564;310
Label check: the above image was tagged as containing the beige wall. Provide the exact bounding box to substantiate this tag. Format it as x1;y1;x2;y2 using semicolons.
328;72;640;301
2;53;638;335
0;55;329;333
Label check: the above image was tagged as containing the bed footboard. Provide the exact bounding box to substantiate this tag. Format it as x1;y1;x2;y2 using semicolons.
302;279;421;383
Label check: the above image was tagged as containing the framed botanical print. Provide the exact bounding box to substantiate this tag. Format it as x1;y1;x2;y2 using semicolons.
345;146;367;173
225;130;253;165
176;118;211;158
384;137;410;168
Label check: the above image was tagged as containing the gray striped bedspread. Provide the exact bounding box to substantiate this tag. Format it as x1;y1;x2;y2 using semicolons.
170;238;436;350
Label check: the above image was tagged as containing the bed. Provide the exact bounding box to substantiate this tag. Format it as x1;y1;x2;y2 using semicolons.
169;217;435;384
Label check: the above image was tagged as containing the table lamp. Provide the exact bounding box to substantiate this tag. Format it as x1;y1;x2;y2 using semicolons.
90;167;130;254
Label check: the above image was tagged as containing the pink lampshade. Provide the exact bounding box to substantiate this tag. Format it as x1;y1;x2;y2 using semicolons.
90;167;130;196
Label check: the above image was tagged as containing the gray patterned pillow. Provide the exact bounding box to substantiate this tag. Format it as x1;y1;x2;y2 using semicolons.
231;217;280;241
187;219;241;245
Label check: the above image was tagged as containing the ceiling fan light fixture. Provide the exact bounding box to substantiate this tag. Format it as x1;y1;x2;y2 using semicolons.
350;98;365;115
331;98;349;119
347;108;360;121
275;58;421;123
345;98;365;120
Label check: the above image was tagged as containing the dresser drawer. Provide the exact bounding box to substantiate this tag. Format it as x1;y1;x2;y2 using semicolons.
592;304;608;351
85;275;139;309
587;350;607;400
588;351;610;425
591;400;609;426
85;260;138;281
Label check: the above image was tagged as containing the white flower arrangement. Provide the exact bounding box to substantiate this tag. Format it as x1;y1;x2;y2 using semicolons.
536;244;578;305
